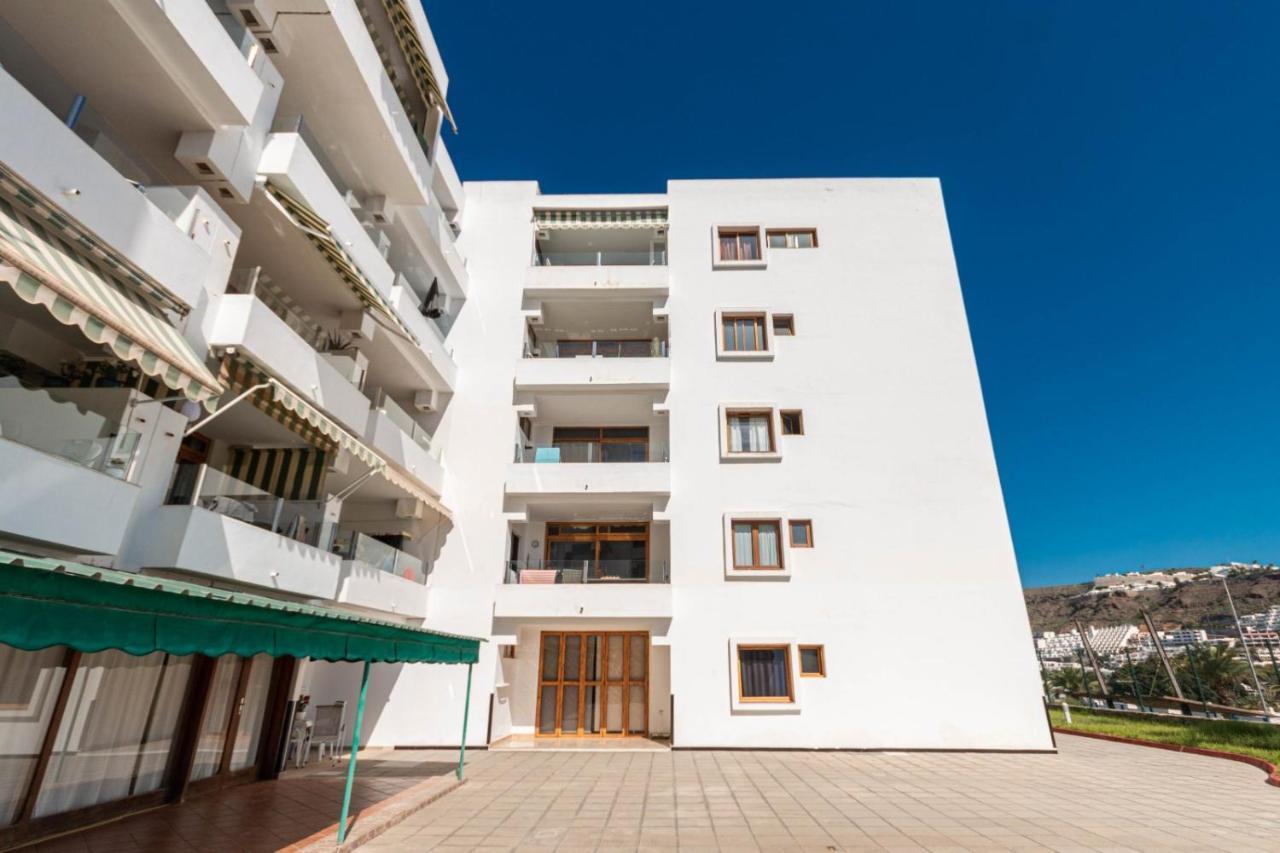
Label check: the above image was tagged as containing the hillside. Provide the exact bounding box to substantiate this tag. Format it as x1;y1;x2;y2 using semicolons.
1023;572;1280;634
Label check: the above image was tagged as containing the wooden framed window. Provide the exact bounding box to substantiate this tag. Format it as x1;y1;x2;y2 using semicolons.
717;227;762;262
725;410;774;454
731;520;783;569
799;645;826;677
772;314;795;336
780;410;803;435
766;228;818;249
737;645;794;702
789;520;813;548
721;314;768;352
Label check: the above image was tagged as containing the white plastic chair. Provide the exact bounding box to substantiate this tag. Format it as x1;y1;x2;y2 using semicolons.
311;701;346;764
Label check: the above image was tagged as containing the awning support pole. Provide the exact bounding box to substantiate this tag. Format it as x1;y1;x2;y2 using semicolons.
336;659;371;846
184;382;269;436
456;662;473;780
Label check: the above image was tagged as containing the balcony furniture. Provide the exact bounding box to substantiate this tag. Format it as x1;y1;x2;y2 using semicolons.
560;568;583;584
533;447;561;463
287;718;312;768
519;569;558;584
310;701;346;764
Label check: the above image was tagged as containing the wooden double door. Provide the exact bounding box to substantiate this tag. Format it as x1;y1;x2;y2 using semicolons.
536;631;648;737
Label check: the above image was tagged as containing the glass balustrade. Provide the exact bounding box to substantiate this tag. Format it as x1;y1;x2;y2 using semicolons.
0;378;140;480
514;441;668;463
332;530;427;584
165;462;334;550
533;249;667;267
525;340;669;358
503;560;669;584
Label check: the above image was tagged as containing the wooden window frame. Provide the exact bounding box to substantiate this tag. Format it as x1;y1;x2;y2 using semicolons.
535;631;649;737
766;228;819;249
731;519;785;570
779;409;804;436
788;519;814;548
736;644;795;703
715;226;764;263
724;409;775;455
772;314;795;336
551;426;651;462
543;520;650;581
798;645;826;678
721;313;768;353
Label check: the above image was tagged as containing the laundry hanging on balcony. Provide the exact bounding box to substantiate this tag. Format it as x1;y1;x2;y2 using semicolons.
534;208;669;230
0;165;224;407
261;181;419;345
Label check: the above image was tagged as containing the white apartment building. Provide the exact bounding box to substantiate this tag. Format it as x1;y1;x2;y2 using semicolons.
0;1;1050;844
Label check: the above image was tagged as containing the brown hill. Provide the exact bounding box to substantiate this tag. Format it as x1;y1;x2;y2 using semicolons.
1023;572;1280;634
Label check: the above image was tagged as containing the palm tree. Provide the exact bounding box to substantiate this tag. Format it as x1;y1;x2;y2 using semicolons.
1182;644;1249;706
1048;666;1084;699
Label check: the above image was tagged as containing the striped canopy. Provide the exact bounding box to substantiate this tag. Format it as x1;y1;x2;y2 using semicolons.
262;182;418;345
535;208;668;230
378;0;457;132
0;171;223;407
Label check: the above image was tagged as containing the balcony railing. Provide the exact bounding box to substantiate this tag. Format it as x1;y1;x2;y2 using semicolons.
534;250;667;267
333;530;427;584
0;379;140;480
374;390;438;457
525;340;669;358
514;442;668;463
166;462;333;549
504;560;670;584
226;267;326;351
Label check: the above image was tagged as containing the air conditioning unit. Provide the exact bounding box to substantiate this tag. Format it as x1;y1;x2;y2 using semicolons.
396;498;426;520
535;228;550;240
339;309;376;342
328;448;351;476
173;130;252;203
413;389;439;412
257;26;291;56
655;226;667;236
360;196;396;226
228;0;279;32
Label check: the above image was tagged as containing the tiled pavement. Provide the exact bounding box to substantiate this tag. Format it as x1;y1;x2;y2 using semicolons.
359;735;1280;852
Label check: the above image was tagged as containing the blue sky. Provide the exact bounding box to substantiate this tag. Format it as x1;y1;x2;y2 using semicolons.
424;1;1280;587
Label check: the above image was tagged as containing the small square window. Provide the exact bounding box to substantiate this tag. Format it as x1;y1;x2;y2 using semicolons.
766;229;818;249
737;645;794;701
732;520;784;569
780;410;804;435
717;227;762;262
789;520;813;548
799;645;825;677
772;314;795;336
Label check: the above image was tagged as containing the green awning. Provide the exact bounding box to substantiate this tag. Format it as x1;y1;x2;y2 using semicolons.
0;550;480;664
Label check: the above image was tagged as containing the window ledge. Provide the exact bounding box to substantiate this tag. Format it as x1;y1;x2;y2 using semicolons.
716;350;774;362
713;258;768;271
724;566;791;581
719;450;782;463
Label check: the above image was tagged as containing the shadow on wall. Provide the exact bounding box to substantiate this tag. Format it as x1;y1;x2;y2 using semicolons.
300;659;406;745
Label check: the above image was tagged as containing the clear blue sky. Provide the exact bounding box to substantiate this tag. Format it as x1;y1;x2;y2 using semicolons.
424;1;1280;587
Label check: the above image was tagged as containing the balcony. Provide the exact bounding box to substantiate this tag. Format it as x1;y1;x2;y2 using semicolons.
505;453;670;497
208;293;372;436
525;263;669;298
514;355;670;392
364;393;445;498
504;560;669;584
333;531;428;619
494;561;673;620
0;383;143;555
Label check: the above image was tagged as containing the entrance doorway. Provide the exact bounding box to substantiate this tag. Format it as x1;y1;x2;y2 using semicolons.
536;632;647;736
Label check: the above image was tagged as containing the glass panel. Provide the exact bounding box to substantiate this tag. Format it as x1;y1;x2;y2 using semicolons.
0;379;141;479
563;636;581;683
739;648;791;699
800;647;823;675
582;685;600;734
189;655;240;781
597;540;647;580
628;636;646;680
767;232;787;248
757;523;781;567
607;636;624;681
732;523;753;566
229;654;273;771
740;233;759;260
627;686;645;734
0;646;68;825
538;687;558;734
541;635;561;681
790;521;811;547
556;341;593;358
33;650;167;818
795;231;814;248
584;636;602;681
561;686;579;734
130;656;193;795
604;686;623;732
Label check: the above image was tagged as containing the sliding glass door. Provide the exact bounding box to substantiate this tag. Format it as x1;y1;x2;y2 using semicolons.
537;632;648;737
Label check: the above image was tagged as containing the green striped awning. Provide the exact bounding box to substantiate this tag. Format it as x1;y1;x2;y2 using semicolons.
262;182;418;346
220;358;382;470
379;0;456;132
0;549;481;663
0;176;224;407
535;208;669;230
226;446;329;502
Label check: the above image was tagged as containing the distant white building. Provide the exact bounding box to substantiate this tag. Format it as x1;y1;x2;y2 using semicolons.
1158;628;1208;648
1241;605;1280;632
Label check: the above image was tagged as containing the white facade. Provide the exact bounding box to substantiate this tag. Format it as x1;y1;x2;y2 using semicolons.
0;2;1051;757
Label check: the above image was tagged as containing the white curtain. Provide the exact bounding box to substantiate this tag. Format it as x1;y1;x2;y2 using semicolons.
32;650;169;818
732;523;753;566
131;656;193;795
757;523;780;567
189;654;240;781
729;415;771;452
229;654;273;771
0;646;69;824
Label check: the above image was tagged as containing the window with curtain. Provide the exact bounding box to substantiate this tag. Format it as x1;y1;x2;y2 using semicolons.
722;315;767;352
0;645;69;825
188;654;241;782
731;520;782;569
228;654;273;771
717;228;761;261
726;412;773;453
31;650;193;818
737;646;793;701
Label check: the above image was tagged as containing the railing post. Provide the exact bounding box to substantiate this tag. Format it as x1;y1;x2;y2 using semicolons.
190;463;208;506
456;662;473;780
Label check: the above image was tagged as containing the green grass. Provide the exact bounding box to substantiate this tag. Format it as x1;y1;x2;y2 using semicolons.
1049;706;1280;767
